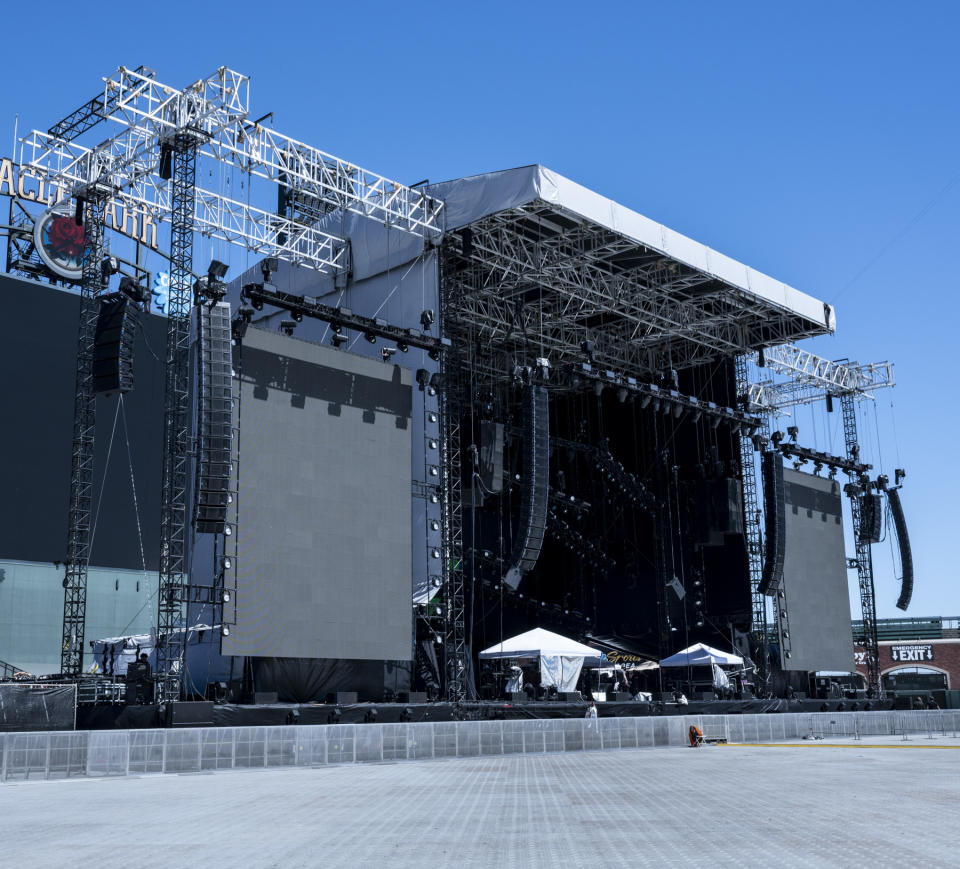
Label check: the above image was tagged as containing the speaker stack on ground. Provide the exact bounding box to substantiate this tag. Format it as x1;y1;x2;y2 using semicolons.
195;302;233;534
504;385;549;589
93;295;139;394
759;451;786;595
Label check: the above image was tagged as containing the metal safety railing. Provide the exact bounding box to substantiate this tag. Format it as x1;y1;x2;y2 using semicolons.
1;710;958;782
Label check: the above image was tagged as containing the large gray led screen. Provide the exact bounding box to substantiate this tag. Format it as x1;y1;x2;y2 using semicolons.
221;327;412;660
780;467;855;673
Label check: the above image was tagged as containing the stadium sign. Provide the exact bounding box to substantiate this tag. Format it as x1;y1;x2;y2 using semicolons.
890;644;934;663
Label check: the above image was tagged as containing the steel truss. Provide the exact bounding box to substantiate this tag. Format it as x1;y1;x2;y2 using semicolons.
61;195;106;675
439;246;467;702
155;138;197;702
447;210;827;377
735;355;768;687
842;396;881;695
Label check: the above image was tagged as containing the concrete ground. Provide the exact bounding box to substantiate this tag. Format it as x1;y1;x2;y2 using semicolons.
2;740;958;868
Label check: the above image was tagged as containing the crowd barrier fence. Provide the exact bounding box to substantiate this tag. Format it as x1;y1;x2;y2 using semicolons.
2;709;958;783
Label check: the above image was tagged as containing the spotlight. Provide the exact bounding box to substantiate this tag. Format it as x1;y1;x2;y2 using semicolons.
616;387;628;403
429;491;440;504
118;276;148;304
428;439;438;450
223;557;232;571
100;255;119;282
431;548;441;559
786;426;799;441
207;259;229;281
429;466;439;477
428;347;441;362
580;339;595;361
331;333;349;349
430;520;440;531
771;431;784;447
260;257;279;282
251;297;264;311
222;590;231;603
397;340;409;353
330;321;343;334
420;308;435;330
364;331;377;343
416;368;430;391
280;319;296;336
640;394;652;409
428;412;438;424
291;311;303;323
222;625;230;637
429;372;443;390
381;346;397;362
593;382;604;397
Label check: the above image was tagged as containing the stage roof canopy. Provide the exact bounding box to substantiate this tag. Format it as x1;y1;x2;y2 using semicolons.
429;165;834;373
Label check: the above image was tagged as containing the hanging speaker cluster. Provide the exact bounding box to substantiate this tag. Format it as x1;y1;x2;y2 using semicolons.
886;488;914;611
92;295;139;394
759;451;786;595
195;302;234;534
859;493;883;543
504;386;549;589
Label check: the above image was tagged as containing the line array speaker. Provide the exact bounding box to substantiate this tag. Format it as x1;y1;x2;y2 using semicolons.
479;420;504;494
195;302;233;534
759;451;785;595
504;386;549;589
887;488;914;611
859;493;883;544
92;295;139;394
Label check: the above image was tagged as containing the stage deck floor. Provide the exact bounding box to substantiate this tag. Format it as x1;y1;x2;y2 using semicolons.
2;739;958;867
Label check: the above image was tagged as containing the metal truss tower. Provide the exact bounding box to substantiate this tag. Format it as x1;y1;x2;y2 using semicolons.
61;195;106;675
735;355;769;687
842;395;880;695
155;137;197;701
439;249;467;703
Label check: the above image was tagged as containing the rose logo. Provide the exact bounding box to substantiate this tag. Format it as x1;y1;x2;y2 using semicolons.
46;214;88;259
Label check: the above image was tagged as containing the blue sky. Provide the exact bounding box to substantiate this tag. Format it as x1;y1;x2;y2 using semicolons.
3;1;956;618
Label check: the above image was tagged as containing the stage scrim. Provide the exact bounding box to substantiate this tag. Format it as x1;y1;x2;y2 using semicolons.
222;327;412;660
780;467;855;673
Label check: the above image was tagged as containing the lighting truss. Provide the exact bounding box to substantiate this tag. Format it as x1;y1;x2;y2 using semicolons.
446;207;827;376
748;344;895;414
21;66;442;244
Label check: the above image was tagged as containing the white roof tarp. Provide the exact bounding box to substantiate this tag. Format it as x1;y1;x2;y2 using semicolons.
427;165;833;332
660;643;744;668
479;627;604;664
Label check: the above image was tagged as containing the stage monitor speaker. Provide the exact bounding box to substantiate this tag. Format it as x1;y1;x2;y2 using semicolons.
479;420;504;494
859;494;883;544
195;302;233;534
887;488;914;611
759;451;786;594
504;386;549;588
92;295;139;394
509;691;527;704
559;692;582;702
165;701;215;728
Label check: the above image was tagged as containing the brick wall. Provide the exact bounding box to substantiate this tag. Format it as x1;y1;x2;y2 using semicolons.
855;639;960;689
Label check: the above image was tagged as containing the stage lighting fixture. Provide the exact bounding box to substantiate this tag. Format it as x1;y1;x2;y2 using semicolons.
260;257;279;282
420;308;435;330
223;557;232;571
208;260;229;281
428;347;441;361
222;625;230;637
364;331;377;343
429;466;439;477
280;320;296;336
430;490;440;504
771;431;784;447
118;275;148;304
397;340;409;353
291;311;303;323
430;575;442;588
895;468;906;485
100;255;119;281
580;339;595;361
331;333;349;349
224;525;232;536
431;548;440;559
429;372;443;390
616;387;628;403
535;357;551;380
813;461;823;476
639;394;653;410
430;520;440;531
74;196;85;226
416;368;430;391
695;618;704;628
786;426;799;441
428;439;438;450
428;412;438;424
828;466;838;479
222;590;231;603
251;297;264;311
239;304;255;321
593;382;604;397
381;347;397;362
673;404;684;419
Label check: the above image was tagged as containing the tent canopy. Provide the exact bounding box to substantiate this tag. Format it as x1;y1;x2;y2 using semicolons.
479;628;604;664
659;643;743;668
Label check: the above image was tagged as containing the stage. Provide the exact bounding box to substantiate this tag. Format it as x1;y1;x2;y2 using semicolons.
72;697;889;731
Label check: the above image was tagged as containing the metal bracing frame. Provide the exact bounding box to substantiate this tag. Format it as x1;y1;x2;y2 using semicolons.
447;206;828;377
842;395;881;695
61;195;106;675
438;246;467;702
155;137;197;702
47;65;156;142
735;355;768;687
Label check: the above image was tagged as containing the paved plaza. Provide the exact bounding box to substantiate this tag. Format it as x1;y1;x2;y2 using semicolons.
2;739;958;868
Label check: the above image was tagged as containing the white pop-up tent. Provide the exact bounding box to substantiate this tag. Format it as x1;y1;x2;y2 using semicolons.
659;643;743;668
479;628;604;692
